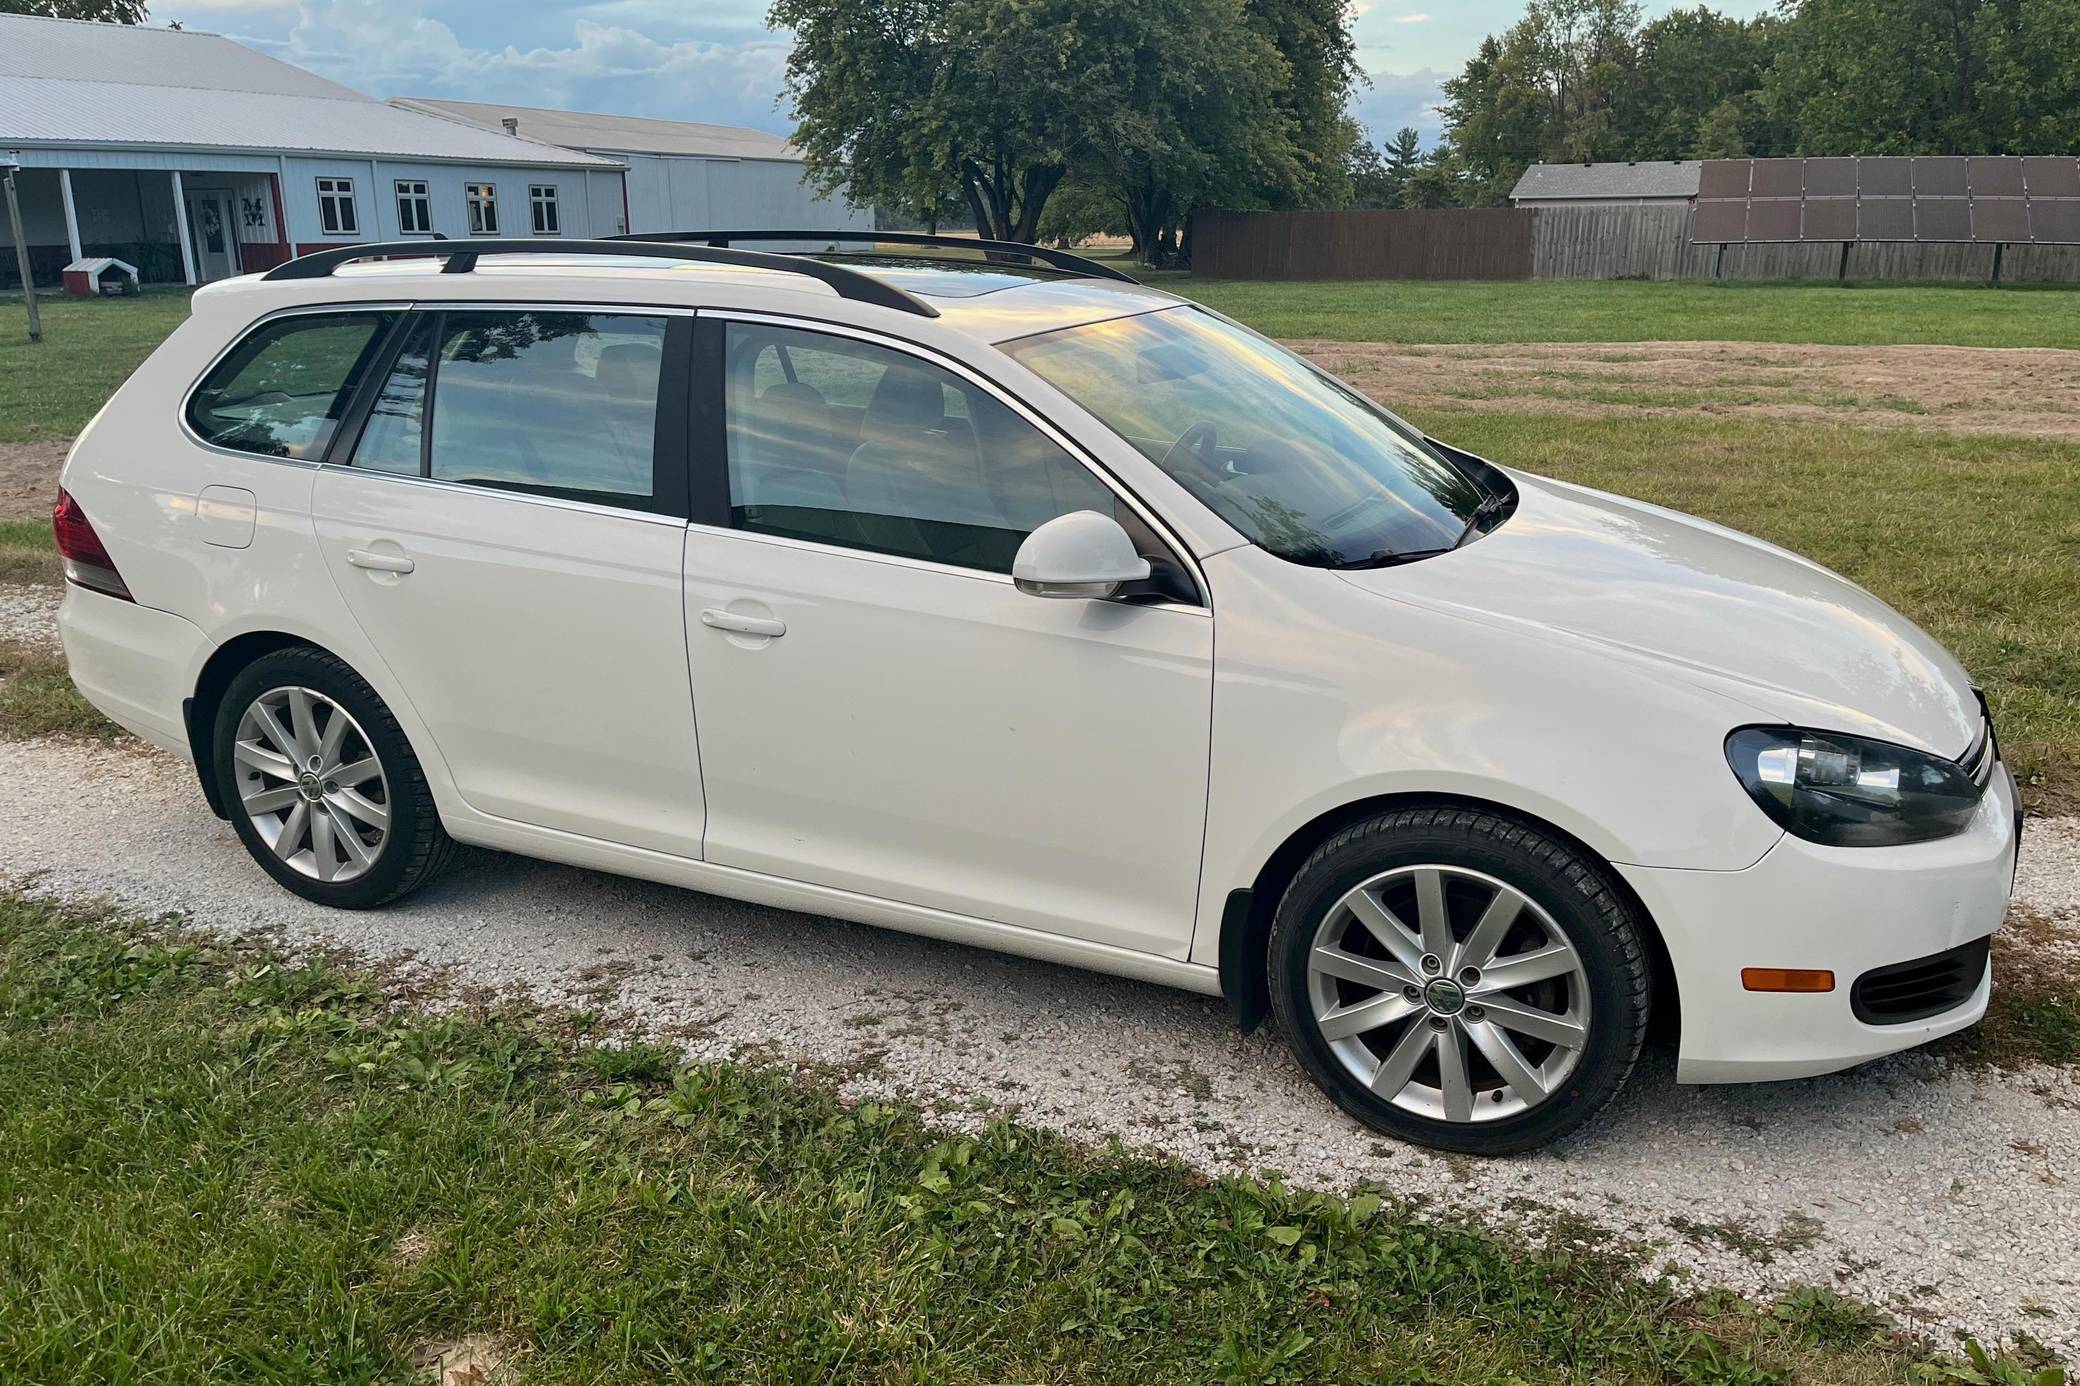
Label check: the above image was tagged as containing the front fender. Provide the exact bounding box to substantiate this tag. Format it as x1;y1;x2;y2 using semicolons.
1188;545;1779;969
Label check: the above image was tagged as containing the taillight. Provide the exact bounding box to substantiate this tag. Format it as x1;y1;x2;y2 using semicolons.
52;487;134;602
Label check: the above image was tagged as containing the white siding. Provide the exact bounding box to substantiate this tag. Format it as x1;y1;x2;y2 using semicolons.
613;151;873;243
278;156;616;244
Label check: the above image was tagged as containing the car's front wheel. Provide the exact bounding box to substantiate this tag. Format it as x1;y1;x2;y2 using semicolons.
212;647;455;909
1269;806;1650;1155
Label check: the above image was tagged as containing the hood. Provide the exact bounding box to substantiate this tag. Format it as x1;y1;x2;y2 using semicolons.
1336;471;1981;758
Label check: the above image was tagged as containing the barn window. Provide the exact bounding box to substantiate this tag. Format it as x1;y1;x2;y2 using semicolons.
529;185;561;235
466;183;499;235
315;178;358;236
396;180;432;235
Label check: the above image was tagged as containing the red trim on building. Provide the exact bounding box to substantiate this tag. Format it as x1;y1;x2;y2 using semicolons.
239;242;293;272
268;173;290;251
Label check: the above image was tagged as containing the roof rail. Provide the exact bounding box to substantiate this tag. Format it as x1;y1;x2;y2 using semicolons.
260;238;938;318
611;229;1141;284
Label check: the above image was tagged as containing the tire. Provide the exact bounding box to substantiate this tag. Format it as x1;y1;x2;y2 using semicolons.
212;646;456;909
1267;806;1650;1156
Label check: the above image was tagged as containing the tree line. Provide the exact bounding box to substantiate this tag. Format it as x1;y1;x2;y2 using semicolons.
779;0;2079;258
1422;0;2080;208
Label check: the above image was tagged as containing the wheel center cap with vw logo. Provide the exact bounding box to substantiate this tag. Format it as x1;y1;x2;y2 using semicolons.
1423;977;1468;1016
297;771;324;802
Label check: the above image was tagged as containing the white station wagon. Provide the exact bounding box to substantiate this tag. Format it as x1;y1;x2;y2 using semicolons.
56;233;2019;1154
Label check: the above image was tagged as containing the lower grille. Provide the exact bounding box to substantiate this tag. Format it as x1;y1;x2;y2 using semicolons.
1850;937;1991;1026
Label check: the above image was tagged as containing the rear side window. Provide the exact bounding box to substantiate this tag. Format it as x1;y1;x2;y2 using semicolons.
186;312;395;459
347;310;667;510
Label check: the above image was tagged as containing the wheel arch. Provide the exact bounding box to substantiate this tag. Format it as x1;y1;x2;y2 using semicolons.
1216;792;1679;1046
184;630;350;819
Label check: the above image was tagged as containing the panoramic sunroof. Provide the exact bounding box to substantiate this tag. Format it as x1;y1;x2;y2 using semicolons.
818;255;1068;298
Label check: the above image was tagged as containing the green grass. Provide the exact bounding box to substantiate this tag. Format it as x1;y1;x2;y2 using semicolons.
5;891;2059;1386
0;288;193;443
0;519;57;585
0;638;118;741
1165;277;2080;348
1403;409;2080;812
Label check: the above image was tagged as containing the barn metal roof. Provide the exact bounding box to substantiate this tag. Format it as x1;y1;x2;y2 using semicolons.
1510;161;1702;201
392;98;804;162
0;14;619;168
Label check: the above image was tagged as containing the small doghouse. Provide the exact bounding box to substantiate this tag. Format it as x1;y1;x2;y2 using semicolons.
61;257;140;297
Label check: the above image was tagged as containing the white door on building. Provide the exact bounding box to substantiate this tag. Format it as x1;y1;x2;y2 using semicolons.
184;192;239;282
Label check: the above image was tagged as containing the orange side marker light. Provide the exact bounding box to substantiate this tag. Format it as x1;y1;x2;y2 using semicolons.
1741;967;1836;993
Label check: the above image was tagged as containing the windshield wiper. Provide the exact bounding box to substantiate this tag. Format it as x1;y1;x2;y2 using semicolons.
1454;490;1513;549
1330;546;1453;571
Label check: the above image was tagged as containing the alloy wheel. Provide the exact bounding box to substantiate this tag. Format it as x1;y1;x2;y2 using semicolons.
232;686;391;884
1305;864;1590;1124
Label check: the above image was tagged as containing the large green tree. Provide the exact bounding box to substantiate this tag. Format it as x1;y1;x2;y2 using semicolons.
1765;0;2080;154
773;0;1358;263
1078;0;1301;265
1439;0;1643;204
773;0;1138;244
1617;6;1787;159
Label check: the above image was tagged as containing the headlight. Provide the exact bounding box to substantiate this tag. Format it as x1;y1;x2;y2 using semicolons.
1724;727;1983;847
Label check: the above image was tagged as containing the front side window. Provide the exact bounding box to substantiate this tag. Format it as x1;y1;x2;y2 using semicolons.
350;310;665;509
1002;306;1484;568
465;183;499;235
315;177;358;235
723;322;1119;574
529;184;560;235
395;180;432;235
187;311;395;458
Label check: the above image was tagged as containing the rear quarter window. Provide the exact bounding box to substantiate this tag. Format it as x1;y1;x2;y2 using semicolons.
186;312;395;459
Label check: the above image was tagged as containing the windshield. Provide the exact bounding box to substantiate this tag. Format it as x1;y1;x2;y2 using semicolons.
1001;306;1485;567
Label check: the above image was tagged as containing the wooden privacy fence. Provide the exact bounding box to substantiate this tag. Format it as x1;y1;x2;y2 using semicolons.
1191;208;1534;280
1191;205;2080;282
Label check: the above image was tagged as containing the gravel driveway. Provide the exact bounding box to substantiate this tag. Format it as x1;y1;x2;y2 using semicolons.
2;732;2076;1352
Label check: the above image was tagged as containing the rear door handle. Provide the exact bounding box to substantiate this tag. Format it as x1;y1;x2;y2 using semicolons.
346;548;415;574
699;608;785;638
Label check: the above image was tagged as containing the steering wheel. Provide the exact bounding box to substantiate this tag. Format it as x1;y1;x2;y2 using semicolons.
1160;421;1223;486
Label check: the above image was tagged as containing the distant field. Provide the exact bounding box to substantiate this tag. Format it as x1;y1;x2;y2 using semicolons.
1166;276;2080;349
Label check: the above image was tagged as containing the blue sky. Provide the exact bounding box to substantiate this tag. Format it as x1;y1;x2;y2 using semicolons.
162;0;1774;148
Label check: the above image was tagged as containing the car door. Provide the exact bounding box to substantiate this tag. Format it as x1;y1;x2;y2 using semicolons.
681;316;1213;957
311;305;706;855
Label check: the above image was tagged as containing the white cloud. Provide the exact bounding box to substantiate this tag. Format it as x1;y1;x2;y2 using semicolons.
1394;12;1430;22
235;0;794;133
1351;66;1449;145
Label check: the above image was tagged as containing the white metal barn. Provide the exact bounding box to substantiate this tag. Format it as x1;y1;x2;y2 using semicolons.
390;99;873;242
0;14;624;288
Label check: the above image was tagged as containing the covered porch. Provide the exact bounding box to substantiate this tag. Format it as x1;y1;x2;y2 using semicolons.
2;151;290;290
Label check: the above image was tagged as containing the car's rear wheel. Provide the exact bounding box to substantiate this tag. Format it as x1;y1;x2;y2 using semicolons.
213;647;455;908
1268;806;1650;1155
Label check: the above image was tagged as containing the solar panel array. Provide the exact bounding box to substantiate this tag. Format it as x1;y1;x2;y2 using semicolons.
1692;157;2080;245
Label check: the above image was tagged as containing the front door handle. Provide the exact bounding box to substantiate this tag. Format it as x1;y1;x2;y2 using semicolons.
699;608;785;638
347;548;415;574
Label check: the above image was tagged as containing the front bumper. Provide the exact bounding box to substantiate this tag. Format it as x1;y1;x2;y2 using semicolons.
57;584;213;760
1620;762;2017;1084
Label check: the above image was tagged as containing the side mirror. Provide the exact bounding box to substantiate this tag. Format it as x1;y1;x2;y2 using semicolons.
1012;510;1151;600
